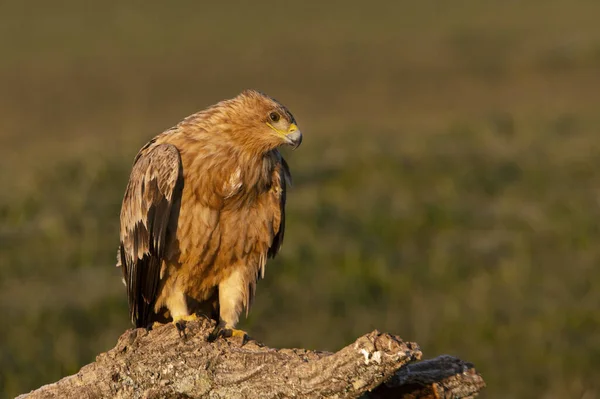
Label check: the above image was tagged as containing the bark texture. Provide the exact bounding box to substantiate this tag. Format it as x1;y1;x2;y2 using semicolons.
18;318;485;399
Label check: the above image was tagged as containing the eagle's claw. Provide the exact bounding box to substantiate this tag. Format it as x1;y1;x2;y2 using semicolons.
208;325;248;344
172;314;199;339
175;321;187;338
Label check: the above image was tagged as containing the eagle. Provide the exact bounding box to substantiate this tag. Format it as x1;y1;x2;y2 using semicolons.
116;90;302;340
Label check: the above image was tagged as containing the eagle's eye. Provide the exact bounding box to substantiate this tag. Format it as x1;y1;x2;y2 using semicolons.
269;112;280;122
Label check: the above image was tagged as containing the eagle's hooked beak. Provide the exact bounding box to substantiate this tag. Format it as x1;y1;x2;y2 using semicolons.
285;123;303;150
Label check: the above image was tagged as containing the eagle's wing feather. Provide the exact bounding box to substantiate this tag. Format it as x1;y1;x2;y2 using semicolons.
118;143;183;327
268;156;291;258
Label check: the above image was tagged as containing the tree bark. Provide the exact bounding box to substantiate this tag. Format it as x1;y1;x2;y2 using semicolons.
17;318;485;399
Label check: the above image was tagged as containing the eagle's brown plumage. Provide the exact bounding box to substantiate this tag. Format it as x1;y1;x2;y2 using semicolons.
117;90;301;335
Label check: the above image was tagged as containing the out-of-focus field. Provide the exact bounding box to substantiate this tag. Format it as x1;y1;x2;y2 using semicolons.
1;1;600;397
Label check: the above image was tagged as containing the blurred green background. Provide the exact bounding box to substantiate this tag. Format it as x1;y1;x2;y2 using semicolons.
1;1;600;398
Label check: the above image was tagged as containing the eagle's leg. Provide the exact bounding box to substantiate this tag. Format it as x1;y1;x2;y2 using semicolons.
166;289;198;338
207;269;248;343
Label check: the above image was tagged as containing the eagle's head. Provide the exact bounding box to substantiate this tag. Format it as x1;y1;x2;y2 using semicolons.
204;90;302;155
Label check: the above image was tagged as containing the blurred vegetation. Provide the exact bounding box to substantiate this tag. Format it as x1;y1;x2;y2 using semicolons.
1;1;600;397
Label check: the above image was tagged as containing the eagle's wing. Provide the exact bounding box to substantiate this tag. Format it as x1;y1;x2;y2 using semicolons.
118;143;183;328
268;156;291;258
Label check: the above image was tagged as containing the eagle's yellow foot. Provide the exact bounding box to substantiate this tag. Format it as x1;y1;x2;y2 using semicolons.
173;314;199;338
207;325;249;344
147;321;167;331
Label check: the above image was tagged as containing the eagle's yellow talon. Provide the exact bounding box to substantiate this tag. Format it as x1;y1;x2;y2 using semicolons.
229;329;248;339
207;325;249;343
150;321;166;330
174;314;199;323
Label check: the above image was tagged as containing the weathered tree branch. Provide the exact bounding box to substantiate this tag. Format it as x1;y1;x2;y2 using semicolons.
18;318;485;398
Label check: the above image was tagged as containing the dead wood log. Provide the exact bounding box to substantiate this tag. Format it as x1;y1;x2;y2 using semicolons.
17;318;485;398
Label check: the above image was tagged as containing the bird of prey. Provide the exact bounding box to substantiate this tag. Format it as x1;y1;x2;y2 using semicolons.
116;90;302;340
